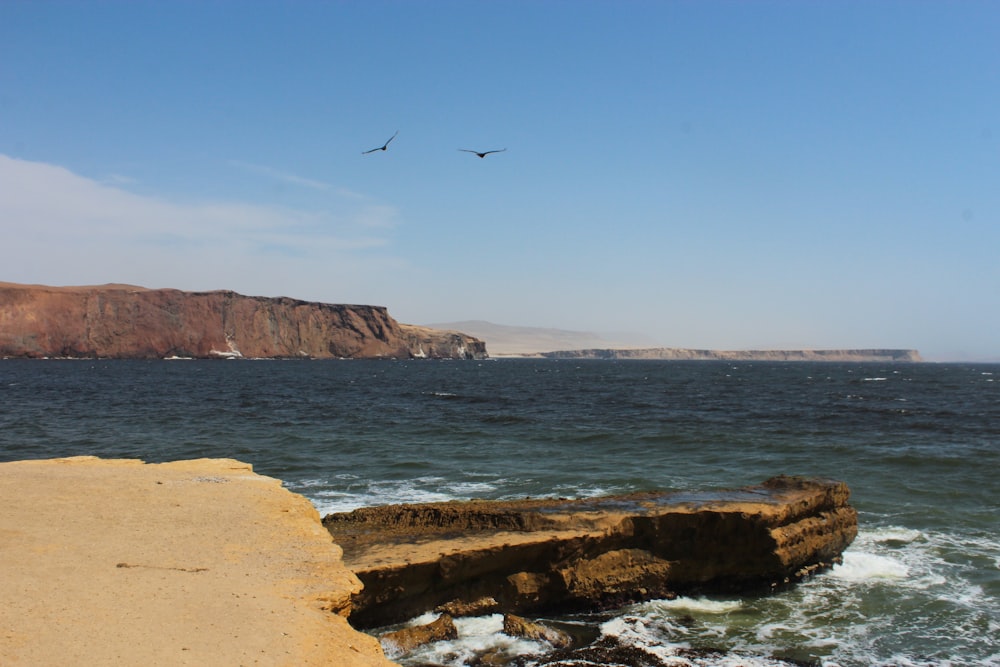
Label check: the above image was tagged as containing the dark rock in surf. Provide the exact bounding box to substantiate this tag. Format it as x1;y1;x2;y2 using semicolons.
511;635;815;667
436;596;501;617
502;614;573;649
379;613;458;654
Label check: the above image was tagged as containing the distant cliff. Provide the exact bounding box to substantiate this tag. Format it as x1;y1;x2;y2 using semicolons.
541;348;922;362
0;282;487;360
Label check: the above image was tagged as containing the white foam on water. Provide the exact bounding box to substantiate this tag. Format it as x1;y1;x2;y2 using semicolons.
454;613;504;635
306;478;458;514
870;654;973;667
307;493;362;515
869;525;923;545
294;472;514;515
782;524;1000;664
599;615;801;667
392;613;547;667
664;597;743;615
626;529;938;665
405;611;442;626
441;480;498;496
849;525;999;597
288;476;345;489
599;615;691;659
829;551;909;581
549;483;624;499
980;652;1000;667
753;622;791;642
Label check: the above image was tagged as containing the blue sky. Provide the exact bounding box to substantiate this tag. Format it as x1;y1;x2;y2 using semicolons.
2;1;998;361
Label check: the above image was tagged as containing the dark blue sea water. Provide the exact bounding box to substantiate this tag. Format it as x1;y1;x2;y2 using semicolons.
2;359;998;666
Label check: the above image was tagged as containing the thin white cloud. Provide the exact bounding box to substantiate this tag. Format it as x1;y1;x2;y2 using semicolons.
228;160;375;204
353;203;400;229
102;173;138;186
0;154;406;297
333;185;368;200
228;159;333;191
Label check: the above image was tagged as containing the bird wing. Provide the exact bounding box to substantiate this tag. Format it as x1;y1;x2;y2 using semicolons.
459;149;506;156
363;131;398;154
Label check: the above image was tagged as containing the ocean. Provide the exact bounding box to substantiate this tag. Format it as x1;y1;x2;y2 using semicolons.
1;358;997;666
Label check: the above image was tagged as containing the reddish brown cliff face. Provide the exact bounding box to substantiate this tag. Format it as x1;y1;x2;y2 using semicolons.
0;282;487;360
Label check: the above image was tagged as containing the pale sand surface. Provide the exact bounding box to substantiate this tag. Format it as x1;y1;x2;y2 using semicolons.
0;456;396;666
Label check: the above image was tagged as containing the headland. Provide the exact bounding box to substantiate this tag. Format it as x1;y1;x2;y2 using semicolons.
0;281;485;360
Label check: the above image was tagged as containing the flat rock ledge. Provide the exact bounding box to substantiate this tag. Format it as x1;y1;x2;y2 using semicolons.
0;456;395;667
324;476;858;628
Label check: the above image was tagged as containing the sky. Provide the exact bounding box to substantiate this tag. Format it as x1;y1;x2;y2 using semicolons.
1;2;998;361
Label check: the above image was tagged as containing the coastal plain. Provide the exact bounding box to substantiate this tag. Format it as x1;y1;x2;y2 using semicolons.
0;456;395;666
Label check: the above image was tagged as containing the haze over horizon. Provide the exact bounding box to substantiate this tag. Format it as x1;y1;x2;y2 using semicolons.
2;3;998;362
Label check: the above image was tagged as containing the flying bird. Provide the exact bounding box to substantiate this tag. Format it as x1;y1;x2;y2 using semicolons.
363;131;398;154
459;148;506;158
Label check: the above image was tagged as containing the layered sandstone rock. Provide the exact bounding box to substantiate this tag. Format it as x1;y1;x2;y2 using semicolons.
324;476;857;628
0;456;396;666
0;282;487;359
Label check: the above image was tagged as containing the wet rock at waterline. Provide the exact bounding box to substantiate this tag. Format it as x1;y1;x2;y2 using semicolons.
324;476;858;628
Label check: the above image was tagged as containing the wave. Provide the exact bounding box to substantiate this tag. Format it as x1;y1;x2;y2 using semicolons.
598;614;799;667
868;525;924;545
294;475;504;515
631;596;744;615
305;504;997;666
829;551;909;582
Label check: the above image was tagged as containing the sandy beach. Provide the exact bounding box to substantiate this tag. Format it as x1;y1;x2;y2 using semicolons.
0;456;395;666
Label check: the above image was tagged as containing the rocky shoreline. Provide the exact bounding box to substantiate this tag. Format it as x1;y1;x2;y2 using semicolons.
324;477;857;628
2;459;857;666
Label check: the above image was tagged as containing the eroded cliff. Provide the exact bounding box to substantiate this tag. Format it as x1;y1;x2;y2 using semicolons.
0;282;486;360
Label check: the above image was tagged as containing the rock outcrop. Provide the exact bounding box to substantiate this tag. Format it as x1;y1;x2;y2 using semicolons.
324;476;858;628
0;282;487;360
379;614;458;655
502;614;573;649
541;348;922;362
0;456;395;666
